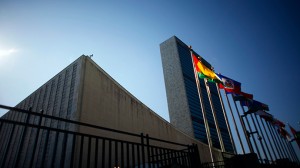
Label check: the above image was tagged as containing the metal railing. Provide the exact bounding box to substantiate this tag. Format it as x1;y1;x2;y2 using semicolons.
0;104;201;168
201;152;300;168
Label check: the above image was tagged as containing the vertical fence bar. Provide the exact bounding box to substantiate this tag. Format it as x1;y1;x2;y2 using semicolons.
132;144;136;167
167;149;171;166
151;146;156;167
126;143;130;168
15;107;32;167
50;132;60;167
146;134;151;168
0;124;16;167
186;147;192;167
70;134;76;168
159;148;164;166
174;151;179;166
79;135;84;168
60;132;68;167
180;151;184;166
29;110;44;167
108;140;112;168
114;141;118;167
140;133;145;168
87;136;91;168
137;144;141;168
155;147;160;167
165;149;171;166
94;138;98;168
121;142;124;168
102;139;106;168
35;129;49;168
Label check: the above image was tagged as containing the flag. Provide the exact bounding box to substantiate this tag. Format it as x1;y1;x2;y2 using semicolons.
241;99;269;112
272;118;285;128
289;125;300;139
232;92;253;101
255;110;274;122
240;99;252;107
250;100;269;111
192;54;222;83
217;74;241;94
289;125;300;149
278;127;291;140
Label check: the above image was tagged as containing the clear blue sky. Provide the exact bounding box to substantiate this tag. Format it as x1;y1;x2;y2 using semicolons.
1;0;300;158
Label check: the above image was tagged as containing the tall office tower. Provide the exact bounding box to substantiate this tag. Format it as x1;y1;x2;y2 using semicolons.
160;36;233;152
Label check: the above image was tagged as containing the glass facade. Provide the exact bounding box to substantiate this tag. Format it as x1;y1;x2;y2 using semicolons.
161;36;233;152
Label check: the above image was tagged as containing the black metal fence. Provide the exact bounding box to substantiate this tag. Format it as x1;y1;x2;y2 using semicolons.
0;104;201;168
201;152;300;168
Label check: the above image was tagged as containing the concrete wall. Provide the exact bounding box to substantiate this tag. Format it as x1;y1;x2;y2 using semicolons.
0;57;84;167
77;57;223;163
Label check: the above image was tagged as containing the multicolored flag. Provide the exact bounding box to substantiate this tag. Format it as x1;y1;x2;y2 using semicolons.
232;92;253;101
250;100;269;111
272;118;285;128
192;53;222;83
289;125;300;149
278;127;291;141
217;74;241;94
240;99;269;112
255;110;274;122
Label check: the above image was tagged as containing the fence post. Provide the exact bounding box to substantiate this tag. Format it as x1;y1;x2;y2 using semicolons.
146;134;151;168
29;109;44;167
190;145;194;168
192;143;201;167
15;107;32;167
141;133;145;168
0;112;17;167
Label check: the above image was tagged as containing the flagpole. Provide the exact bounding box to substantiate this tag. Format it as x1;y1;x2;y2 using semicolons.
259;116;279;160
242;113;263;162
231;95;253;153
288;124;300;163
189;49;215;164
205;79;225;152
266;121;285;159
279;129;294;161
224;93;245;154
251;113;273;163
281;133;294;161
216;86;237;154
290;142;300;163
288;140;300;163
269;122;288;159
283;136;295;162
285;138;297;162
273;125;291;160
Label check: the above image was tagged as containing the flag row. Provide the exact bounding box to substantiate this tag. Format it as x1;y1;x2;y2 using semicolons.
192;53;300;147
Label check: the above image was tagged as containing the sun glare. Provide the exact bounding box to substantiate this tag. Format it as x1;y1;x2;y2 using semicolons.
0;48;18;61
